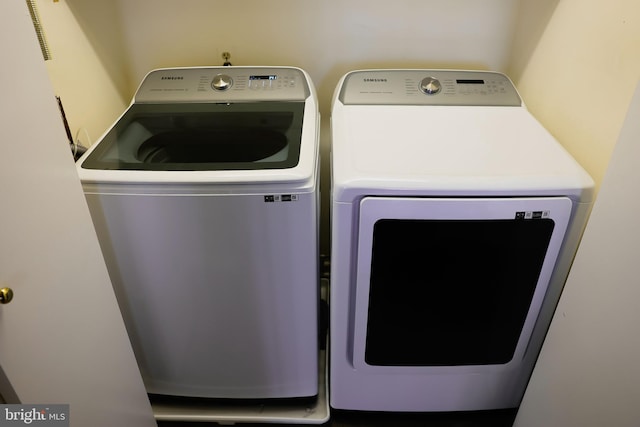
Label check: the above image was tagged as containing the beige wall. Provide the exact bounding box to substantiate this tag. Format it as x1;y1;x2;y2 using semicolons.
37;0;129;148
37;0;521;140
514;81;640;427
114;0;519;117
508;2;640;424
508;0;640;188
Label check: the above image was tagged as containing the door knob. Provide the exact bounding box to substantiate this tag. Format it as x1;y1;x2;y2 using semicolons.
0;287;14;304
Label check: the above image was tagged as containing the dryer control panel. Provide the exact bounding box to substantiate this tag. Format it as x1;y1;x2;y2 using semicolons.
339;70;522;106
135;67;310;103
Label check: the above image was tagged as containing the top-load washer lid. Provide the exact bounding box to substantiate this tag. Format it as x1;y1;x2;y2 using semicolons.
80;101;304;171
78;67;318;183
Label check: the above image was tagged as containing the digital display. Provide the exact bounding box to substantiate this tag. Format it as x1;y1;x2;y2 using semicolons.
250;75;277;80
457;79;485;84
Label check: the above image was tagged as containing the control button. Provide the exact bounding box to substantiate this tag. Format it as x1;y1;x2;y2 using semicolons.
211;74;233;91
420;77;441;95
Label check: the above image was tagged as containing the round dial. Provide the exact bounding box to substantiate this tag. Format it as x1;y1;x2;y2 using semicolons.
420;77;441;95
211;74;233;91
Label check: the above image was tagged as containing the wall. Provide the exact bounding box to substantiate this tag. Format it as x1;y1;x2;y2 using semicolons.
508;0;640;188
36;0;130;148
514;80;640;427
39;0;520;134
507;2;640;423
114;0;519;116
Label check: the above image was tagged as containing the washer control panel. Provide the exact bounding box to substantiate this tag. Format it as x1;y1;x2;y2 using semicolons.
339;70;522;106
135;67;310;103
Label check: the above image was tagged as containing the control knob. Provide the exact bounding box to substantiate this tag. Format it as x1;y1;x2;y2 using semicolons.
420;77;441;95
212;74;233;91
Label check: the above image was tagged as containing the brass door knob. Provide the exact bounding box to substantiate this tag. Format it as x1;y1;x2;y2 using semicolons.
0;287;14;304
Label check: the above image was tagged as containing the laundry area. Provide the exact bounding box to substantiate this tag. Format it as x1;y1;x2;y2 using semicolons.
2;1;640;426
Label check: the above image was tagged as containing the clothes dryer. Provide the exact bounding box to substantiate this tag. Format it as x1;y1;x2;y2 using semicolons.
77;66;320;399
329;70;594;411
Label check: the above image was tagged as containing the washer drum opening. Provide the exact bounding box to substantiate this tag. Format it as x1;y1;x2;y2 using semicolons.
137;129;288;163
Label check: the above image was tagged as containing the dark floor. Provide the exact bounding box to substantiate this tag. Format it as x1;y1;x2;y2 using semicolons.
157;408;517;426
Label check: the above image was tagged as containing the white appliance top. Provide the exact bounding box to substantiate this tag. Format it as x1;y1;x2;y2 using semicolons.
77;67;319;188
331;70;594;202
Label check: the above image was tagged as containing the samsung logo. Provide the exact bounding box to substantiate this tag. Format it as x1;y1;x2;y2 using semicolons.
364;78;387;82
161;76;184;80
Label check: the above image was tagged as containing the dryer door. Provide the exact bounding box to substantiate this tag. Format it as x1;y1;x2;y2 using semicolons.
352;196;572;372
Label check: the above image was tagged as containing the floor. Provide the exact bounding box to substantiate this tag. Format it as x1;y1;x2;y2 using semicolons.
157;408;517;426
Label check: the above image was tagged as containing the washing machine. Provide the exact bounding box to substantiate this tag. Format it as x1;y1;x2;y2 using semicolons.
77;66;320;400
329;69;594;411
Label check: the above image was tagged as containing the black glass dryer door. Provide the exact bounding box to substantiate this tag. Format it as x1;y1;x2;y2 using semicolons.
351;196;573;370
